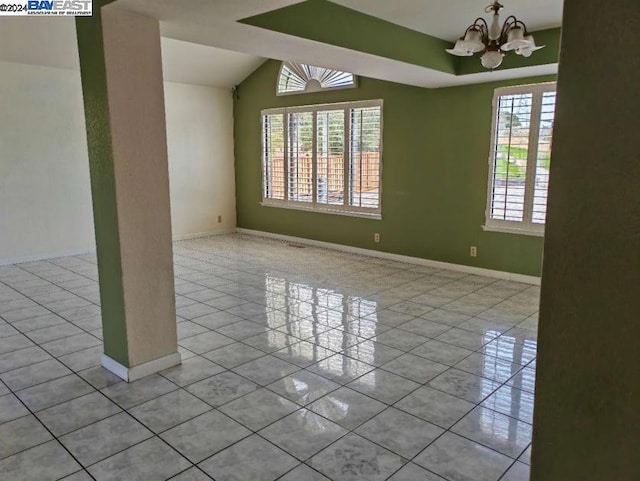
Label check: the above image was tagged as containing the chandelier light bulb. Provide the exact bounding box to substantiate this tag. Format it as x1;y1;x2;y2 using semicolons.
481;49;504;69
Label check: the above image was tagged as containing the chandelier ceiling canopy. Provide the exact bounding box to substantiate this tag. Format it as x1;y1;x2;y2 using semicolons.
446;1;545;70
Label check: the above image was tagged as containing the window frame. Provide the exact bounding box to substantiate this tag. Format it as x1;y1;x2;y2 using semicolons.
483;82;557;237
260;99;383;219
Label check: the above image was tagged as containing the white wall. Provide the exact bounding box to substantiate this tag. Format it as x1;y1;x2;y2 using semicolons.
164;82;236;237
0;60;237;264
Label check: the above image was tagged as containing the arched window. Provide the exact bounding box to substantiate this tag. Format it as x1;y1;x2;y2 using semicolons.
277;62;356;95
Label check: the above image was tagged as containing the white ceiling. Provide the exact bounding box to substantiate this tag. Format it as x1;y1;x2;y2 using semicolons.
0;0;563;89
332;0;564;41
0;17;265;88
110;0;560;88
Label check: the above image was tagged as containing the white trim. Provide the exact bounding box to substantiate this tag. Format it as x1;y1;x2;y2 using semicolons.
101;352;181;383
237;228;541;285
172;229;237;242
0;247;96;267
482;223;544;237
260;201;382;220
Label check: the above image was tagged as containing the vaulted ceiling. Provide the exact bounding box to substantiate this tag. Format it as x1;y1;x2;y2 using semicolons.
1;0;564;89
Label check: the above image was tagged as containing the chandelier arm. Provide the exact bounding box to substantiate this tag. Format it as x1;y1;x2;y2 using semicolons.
499;15;519;40
468;17;490;43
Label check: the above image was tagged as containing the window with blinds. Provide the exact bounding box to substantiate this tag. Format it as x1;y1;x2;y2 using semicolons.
261;100;383;218
485;83;556;235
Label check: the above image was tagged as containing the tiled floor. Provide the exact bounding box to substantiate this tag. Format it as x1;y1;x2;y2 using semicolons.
0;234;538;481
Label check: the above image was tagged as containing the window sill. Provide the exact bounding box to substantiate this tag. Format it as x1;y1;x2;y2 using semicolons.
261;201;382;220
482;224;545;237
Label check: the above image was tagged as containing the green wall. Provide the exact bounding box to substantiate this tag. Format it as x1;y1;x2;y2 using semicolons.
234;60;555;276
531;1;640;479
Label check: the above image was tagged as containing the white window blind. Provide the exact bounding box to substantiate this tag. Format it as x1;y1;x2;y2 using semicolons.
261;100;383;218
485;83;557;235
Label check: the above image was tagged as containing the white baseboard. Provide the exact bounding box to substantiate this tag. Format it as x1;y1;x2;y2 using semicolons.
173;228;237;242
102;352;182;382
237;228;541;286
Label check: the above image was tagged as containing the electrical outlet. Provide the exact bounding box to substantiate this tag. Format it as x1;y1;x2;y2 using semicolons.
217;215;222;223
374;233;381;243
470;246;478;257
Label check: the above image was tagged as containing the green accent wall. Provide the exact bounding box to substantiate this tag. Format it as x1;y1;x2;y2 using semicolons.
234;60;555;276
531;1;640;479
240;0;559;76
76;2;129;365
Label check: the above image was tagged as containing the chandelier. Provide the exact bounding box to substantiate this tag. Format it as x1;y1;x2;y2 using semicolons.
445;1;544;70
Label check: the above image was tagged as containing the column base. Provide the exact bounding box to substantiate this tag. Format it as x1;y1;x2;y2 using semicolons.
101;352;181;382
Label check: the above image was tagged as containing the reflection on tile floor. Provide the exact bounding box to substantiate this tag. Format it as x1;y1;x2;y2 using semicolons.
0;233;538;480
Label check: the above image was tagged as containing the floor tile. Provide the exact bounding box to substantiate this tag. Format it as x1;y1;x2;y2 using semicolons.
232;355;299;385
410;339;473;366
0;440;81;481
307;354;375;384
58;345;103;371
381;354;448;384
355;407;443;458
309;433;406;481
11;313;68;333
428;369;500;403
0;334;34;355
171;467;213;480
374;328;430;351
161;410;251;463
36;391;121;436
307;387;386;430
482;384;534;424
77;366;122;390
501;461;530;481
435;328;496;350
388;462;446;480
87;437;191;481
129;389;212;433
451;406;532;458
278;464;330;481
506;366;536;394
268;370;340;406
203;342;265;368
0;358;71;391
519;445;532;465
60;470;94;480
179;331;234;354
260;408;347;460
242;331;300;353
16;374;94;412
215;320;267;340
0;346;51;373
160;356;225;387
0;415;52;459
454;353;522;383
0;393;29;424
41;333;101;357
346;368;420;405
192;311;245;330
60;412;152;466
186;371;258;407
27;323;83;344
414;432;512;481
199;434;299;481
100;374;178;409
272;341;336;368
219;388;298;430
397;318;451;338
395;386;474;428
177;321;209;340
